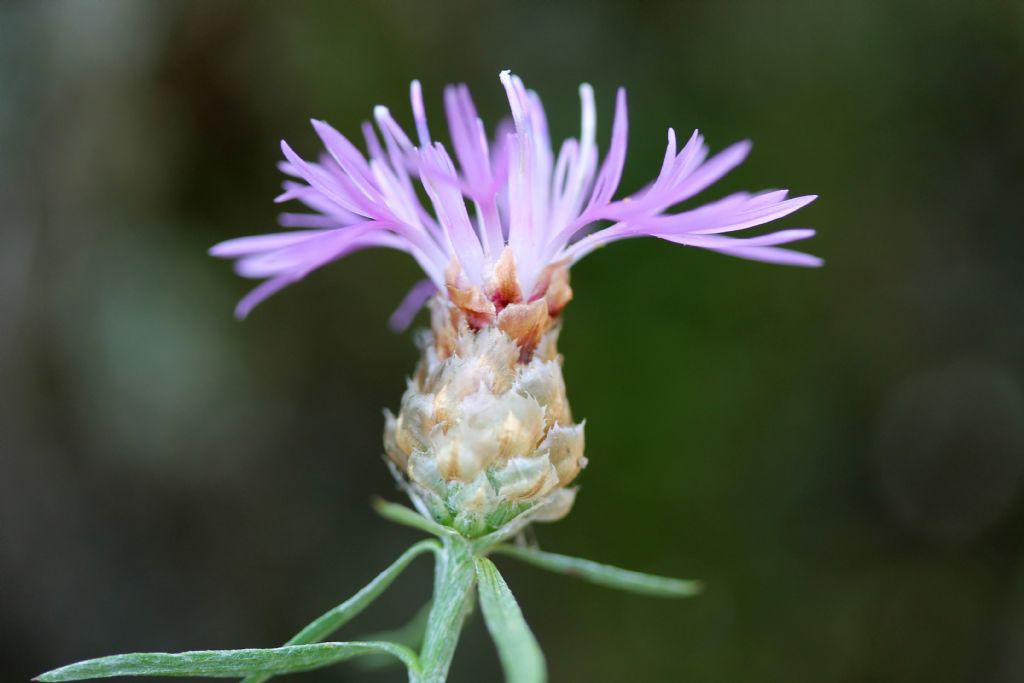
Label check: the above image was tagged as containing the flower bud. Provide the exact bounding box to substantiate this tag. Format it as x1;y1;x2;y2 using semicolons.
384;259;585;537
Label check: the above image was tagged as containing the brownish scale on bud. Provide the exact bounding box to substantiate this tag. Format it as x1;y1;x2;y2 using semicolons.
438;247;573;362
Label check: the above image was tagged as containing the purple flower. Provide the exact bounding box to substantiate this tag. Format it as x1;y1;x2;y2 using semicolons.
211;71;820;325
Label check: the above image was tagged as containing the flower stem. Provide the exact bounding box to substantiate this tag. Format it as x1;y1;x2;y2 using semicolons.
412;536;477;683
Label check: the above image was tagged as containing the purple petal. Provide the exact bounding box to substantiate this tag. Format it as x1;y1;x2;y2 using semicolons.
666;139;752;206
280;140;372;217
653;128;678;191
706;245;823;267
501;71;537;270
362;121;386;163
546;83;598;243
373;105;416;157
688;194;817;235
234;224;400;279
645;193;817;235
664;130;707;188
440;85;504;255
410;80;432;147
278;213;352;229
235;274;297;319
210;230;325;258
444;84;489;187
667;229;822;267
587;87;629;210
388;279;438;332
279;182;362;223
234;228;418;318
669;228;817;248
310;119;380;202
419;144;485;284
590;191;755;237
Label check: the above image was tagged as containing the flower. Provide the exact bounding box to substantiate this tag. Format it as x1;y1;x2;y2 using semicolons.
210;70;819;326
210;71;821;537
35;72;817;683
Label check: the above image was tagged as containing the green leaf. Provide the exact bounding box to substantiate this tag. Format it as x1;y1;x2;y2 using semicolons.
240;538;438;683
491;544;702;598
474;557;546;683
35;642;419;681
372;497;458;538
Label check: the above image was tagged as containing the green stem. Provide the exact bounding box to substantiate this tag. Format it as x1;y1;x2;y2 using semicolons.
412;537;477;683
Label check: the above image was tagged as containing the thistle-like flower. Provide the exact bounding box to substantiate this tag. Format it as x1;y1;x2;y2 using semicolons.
211;70;818;537
34;71;820;683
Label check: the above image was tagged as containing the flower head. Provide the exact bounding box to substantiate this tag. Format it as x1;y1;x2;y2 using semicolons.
210;71;821;537
211;71;819;328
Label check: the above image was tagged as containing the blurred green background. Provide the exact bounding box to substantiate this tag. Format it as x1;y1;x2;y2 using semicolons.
3;1;1024;681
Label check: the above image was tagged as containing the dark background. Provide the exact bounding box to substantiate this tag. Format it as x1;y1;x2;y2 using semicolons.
3;1;1024;681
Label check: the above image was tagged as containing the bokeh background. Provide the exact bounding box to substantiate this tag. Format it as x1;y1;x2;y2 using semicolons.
3;1;1024;681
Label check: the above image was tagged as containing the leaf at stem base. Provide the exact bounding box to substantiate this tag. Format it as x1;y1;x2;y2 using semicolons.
474;556;546;683
36;642;419;681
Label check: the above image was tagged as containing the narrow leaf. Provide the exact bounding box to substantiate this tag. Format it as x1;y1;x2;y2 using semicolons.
36;642;419;681
241;538;437;683
492;544;702;598
372;497;458;538
474;557;546;683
